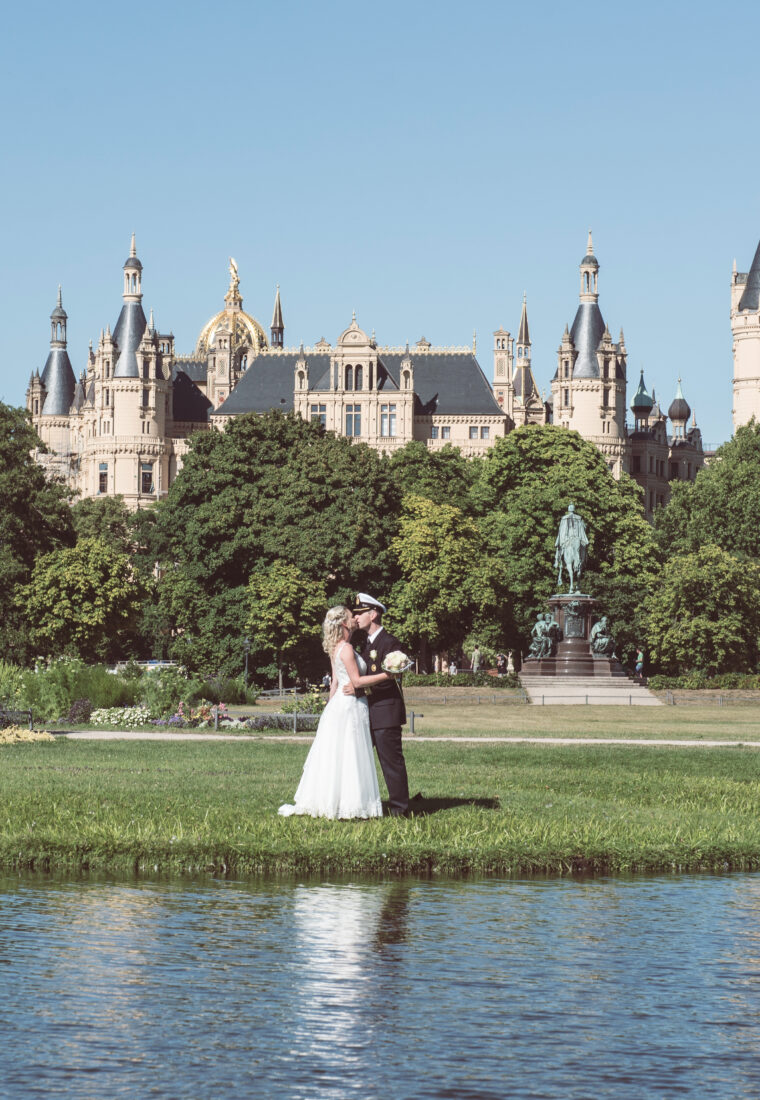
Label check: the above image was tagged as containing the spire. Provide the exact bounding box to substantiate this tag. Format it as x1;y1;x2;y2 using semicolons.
270;284;284;347
224;257;242;310
130;232;136;257
149;307;155;332
517;293;530;346
586;229;594;257
50;286;67;345
40;288;75;414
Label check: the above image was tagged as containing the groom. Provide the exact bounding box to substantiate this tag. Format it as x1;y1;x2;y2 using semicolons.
345;593;410;817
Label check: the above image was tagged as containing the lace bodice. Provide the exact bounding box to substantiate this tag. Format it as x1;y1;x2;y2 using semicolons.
333;643;366;687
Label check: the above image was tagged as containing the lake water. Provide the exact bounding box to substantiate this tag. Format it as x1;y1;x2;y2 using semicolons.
3;872;760;1098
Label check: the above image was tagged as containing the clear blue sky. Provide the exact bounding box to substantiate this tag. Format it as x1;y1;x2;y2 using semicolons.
1;0;757;450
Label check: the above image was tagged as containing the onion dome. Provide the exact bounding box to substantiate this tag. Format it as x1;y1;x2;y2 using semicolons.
580;229;599;269
50;285;67;322
195;261;268;357
123;232;142;271
630;370;653;413
668;378;691;423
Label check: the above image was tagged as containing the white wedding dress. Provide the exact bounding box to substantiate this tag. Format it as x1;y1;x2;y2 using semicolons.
278;644;383;819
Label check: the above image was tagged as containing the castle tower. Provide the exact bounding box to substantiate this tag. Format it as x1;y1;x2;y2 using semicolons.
492;324;514;418
550;232;629;477
731;241;760;430
27;288;77;479
511;294;546;426
271;284;284;348
668;378;691;441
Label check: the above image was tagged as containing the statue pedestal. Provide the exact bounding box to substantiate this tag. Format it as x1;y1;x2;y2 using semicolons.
524;594;624;678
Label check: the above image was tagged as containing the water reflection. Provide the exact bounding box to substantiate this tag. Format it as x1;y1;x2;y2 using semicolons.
3;873;760;1098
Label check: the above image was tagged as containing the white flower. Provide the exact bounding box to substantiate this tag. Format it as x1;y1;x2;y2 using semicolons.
382;650;412;674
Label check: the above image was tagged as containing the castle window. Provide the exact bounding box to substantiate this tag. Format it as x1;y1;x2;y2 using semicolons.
632;455;640;473
105;362;110;378
99;463;108;494
402;371;410;390
143;359;150;380
310;403;326;427
469;426;478;440
141;463;154;495
345;404;361;436
481;426;490;440
442;426;450;440
603;360;609;380
105;390;110;407
603;387;610;407
431;426;439;439
355;365;363;390
345;365;353;390
142;388;149;408
368;364;373;390
298;371;305;390
670;462;679;480
380;404;396;437
564;361;569;378
33;399;38;415
564;389;569;407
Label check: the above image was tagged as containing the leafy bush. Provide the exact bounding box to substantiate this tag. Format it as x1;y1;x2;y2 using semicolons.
201;675;259;705
281;690;326;714
67;698;93;723
0;661;23;708
648;672;760;691
18;659;139;720
138;666;206;715
403;672;519;689
152;700;228;729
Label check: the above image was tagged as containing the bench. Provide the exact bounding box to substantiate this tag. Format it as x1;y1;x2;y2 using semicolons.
0;707;33;730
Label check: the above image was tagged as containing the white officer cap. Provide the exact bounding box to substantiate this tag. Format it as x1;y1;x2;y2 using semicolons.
354;592;387;614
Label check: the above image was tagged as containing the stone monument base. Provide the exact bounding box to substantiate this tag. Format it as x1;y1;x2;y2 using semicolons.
523;593;625;678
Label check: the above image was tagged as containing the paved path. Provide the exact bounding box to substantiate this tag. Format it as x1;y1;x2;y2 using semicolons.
60;731;760;749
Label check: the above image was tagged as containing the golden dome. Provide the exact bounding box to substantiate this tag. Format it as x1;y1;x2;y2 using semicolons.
195;259;268;357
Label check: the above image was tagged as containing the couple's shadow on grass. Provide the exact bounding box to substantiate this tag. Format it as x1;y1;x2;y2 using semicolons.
384;796;500;816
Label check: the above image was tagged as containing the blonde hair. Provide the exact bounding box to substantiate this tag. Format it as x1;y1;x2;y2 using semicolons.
323;605;352;657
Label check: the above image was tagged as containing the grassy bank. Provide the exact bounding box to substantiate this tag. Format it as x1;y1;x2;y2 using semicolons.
3;739;760;876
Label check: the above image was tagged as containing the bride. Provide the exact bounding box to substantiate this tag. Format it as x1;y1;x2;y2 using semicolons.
278;606;388;819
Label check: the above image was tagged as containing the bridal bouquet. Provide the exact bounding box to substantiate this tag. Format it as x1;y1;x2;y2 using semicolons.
382;651;413;675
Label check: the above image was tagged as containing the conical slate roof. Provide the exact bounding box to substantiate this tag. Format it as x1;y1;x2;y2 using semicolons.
517;295;530;346
39;289;75;414
738;239;760;312
113;301;147;376
569;301;606;378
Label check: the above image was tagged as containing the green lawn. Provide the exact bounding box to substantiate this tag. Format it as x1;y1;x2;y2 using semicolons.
3;737;760;876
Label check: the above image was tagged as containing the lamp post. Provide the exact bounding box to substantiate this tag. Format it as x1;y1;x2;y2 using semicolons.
243;636;251;687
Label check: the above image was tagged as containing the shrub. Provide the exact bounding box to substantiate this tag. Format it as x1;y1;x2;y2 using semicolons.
648;672;760;691
403;672;519;689
281;690;326;715
18;659;139;720
138;666;205;716
67;698;93;723
0;660;23;708
201;675;259;705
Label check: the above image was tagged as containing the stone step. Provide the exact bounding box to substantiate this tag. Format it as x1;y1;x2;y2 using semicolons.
519;675;662;706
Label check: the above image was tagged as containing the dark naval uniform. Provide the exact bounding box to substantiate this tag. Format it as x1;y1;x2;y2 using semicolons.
361;626;409;816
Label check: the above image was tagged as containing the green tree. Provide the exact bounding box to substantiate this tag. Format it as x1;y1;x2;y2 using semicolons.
386;441;479;510
154;413;402;674
474;426;660;662
655;420;760;560
388;495;502;660
0;404;74;662
246;560;327;691
645;545;760;676
21;537;145;662
70;495;132;551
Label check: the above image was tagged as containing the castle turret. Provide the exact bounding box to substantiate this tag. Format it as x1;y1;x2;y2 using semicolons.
731;238;760;430
271;284;284;347
38;287;76;415
113;234;147;378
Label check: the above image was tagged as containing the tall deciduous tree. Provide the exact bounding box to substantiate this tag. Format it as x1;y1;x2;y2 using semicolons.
388;495;502;660
474;426;660;662
70;495;132;552
154;413;402;675
645;545;760;676
655;420;760;561
0;404;74;662
21;537;145;662
387;441;479;510
246;560;327;691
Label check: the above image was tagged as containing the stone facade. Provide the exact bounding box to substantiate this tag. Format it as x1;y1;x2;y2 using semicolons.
28;239;509;507
731;242;760;430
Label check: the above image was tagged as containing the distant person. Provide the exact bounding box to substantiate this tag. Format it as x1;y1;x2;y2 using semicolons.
471;645;481;673
449;660;457;676
635;646;644;680
433;654;440;673
496;653;507;677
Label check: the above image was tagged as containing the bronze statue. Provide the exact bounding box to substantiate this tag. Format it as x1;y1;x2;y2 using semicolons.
590;615;616;657
554;504;589;594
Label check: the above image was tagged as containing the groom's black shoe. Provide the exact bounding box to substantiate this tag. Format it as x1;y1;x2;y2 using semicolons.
410;791;423;802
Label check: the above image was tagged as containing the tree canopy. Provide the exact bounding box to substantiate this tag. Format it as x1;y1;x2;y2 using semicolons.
473;426;660;661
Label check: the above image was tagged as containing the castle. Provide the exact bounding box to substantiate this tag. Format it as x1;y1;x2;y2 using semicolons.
28;233;705;516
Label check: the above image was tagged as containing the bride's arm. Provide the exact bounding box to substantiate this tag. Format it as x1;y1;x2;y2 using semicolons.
340;644;391;689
